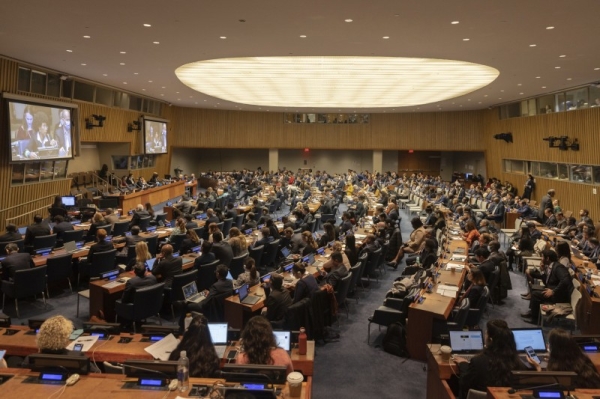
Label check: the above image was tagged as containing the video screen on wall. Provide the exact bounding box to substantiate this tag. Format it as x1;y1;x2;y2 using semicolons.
143;118;168;154
6;96;77;162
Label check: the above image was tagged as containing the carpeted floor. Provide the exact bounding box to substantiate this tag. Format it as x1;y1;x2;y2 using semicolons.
4;198;561;399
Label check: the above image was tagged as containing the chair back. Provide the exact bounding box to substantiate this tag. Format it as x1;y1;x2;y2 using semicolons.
154;214;167;226
169;234;187;253
170;269;198;302
62;230;84;244
363;248;381;278
6;266;48;299
235;214;245;229
320;214;335;225
347;263;362;296
130;283;165;321
487;266;501;302
112;220;129;237
466;286;489;328
216;222;224;233
451;298;471;331
378;241;390;267
260;239;280;270
33;234;57;250
126;245;137;265
356;252;369;279
145;234;159;257
0;239;24;253
96;224;112;236
306;220;316;233
204;291;231;322
197;259;219;292
249;245;264;265
335;271;353;306
229;254;248;279
193;227;205;240
49;207;68;218
222;218;233;238
46;253;73;285
138;217;151;232
253;212;261;223
90;249;118;278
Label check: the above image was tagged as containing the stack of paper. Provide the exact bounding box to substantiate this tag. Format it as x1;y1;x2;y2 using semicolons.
446;262;465;271
437;284;460;298
144;333;179;361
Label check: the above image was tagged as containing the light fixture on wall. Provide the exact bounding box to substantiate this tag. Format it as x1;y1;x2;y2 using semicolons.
127;120;141;132
543;136;579;151
493;132;513;143
85;114;106;129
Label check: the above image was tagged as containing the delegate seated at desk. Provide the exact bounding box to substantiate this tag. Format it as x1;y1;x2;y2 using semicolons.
121;262;158;303
168;314;220;377
1;242;34;281
262;273;293;325
152;244;182;288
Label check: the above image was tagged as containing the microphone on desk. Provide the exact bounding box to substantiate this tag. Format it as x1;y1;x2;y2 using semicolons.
116;362;169;378
507;382;560;394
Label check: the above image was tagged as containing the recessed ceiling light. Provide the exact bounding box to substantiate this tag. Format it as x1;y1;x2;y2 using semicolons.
555;66;561;69
153;41;160;44
143;24;151;27
134;72;138;75
83;35;90;39
529;44;536;47
120;51;126;54
176;56;499;108
467;99;471;101
501;90;504;92
204;100;207;101
103;73;107;76
161;86;166;88
160;94;164;96
595;68;600;71
299;35;306;38
123;82;127;84
519;92;524;95
546;26;554;30
66;49;72;52
517;83;522;86
148;80;153;83
451;21;460;24
484;95;488;97
536;76;541;78
498;97;502;100
345;19;353;22
542;86;546;88
195;102;198;104
559;55;566;58
120;63;125;65
567;78;572;80
142;89;146;91
81;63;86;66
176;92;179;94
382;36;390;39
463;38;470;41
220;36;227;39
177;99;181;101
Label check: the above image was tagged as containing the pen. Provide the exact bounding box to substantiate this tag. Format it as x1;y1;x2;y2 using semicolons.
80;339;94;341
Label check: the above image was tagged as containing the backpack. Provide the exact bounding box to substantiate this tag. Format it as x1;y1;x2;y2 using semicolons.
382;321;409;357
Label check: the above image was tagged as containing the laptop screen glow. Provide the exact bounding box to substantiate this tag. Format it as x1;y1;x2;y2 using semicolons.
182;281;198;300
273;331;291;351
449;330;484;353
208;323;228;345
511;328;546;352
146;258;157;271
238;283;249;301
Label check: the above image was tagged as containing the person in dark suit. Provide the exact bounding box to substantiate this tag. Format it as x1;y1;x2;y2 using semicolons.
319;252;348;290
129;204;150;229
54;109;72;157
211;232;233;266
253;227;273;248
173;195;193;218
86;229;114;264
472;247;496;284
152;244;182;288
262;273;293;324
537;189;555;222
242;212;257;232
339;212;353;235
184;214;197;231
225;203;237;220
1;242;34;281
125;226;146;247
194;241;217;268
423;206;437;227
205;209;220;225
0;224;23;242
24;214;51;247
52;215;74;241
121;261;158;303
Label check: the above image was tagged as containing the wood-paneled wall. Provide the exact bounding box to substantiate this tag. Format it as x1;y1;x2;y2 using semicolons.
483;107;600;220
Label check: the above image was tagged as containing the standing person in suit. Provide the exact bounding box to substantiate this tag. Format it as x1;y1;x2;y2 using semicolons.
152;244;182;288
211;232;233;267
129;204;150;230
24;214;51;247
0;242;34;281
538;189;555;222
54;109;72;157
121;261;158;303
523;174;536;200
262;273;293;325
0;224;22;243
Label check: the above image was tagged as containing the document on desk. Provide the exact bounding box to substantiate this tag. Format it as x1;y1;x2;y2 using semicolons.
437;284;459;298
445;262;464;271
67;335;99;352
144;333;179;361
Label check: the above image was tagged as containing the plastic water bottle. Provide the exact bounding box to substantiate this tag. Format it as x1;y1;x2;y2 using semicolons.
177;350;189;392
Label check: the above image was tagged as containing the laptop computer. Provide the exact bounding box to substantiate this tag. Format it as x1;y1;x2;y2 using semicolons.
570;245;584;259
182;281;206;304
280;247;294;259
511;328;547;353
273;331;291;352
301;253;315;265
238;283;261;305
18;227;27;235
64;241;81;254
208;323;229;358
145;258;157;271
448;330;484;360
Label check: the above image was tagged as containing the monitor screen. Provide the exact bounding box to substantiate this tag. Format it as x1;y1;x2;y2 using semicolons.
61;196;76;207
208;323;228;345
6;96;77;162
511;328;546;352
143;118;168;154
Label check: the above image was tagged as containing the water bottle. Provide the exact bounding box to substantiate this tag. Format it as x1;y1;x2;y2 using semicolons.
177;350;189;392
298;328;307;355
184;313;193;331
416;256;420;266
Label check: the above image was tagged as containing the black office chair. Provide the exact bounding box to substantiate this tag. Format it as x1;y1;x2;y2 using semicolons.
165;269;198;318
235;214;244;229
362;248;381;283
62;229;85;244
193;227;204;240
33;234;57;250
96;224;112;237
114;283;165;332
222;218;233;238
145;234;159;257
249;245;264;266
229;254;248;279
335;271;353;320
203;291;231;323
465;286;490;328
154;213;167;227
0;239;25;253
197;259;219;292
138;217;151;232
112;220;129;237
487;266;501;306
260;239;280;272
377;240;389;276
347;262;363;302
169;234;187;253
367;296;410;344
2;266;47;318
78;248;117;286
306;220;316;234
46;253;73;297
49;207;68;219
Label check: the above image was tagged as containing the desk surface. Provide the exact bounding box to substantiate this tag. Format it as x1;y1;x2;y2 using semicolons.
0;368;312;399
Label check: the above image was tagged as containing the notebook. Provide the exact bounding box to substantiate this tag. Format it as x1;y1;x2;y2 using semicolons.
511;328;547;353
449;330;484;359
238;283;260;305
182;281;206;304
273;331;291;352
208;323;229;358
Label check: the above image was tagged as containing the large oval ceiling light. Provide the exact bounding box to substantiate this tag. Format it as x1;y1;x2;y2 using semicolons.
175;56;499;108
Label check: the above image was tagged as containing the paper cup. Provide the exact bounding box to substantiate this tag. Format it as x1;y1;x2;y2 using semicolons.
440;345;452;360
287;371;303;397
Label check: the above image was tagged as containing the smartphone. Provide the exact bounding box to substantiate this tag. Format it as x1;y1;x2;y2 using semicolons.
227;350;238;359
73;343;84;352
524;345;540;364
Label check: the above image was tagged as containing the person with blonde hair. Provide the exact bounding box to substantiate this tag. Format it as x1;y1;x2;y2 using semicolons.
127;240;152;270
228;227;249;256
36;315;74;352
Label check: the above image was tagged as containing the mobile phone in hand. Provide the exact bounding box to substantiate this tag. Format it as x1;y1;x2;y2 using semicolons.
525;345;540;364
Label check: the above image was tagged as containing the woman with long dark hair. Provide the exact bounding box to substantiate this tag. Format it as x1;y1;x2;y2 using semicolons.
527;328;600;388
236;315;294;374
344;234;359;266
169;314;220;377
454;319;523;398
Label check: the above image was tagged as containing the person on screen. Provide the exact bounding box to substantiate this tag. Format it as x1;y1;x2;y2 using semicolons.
54;109;71;157
161;123;167;148
15;105;35;140
146;124;155;153
24;112;57;158
153;131;162;150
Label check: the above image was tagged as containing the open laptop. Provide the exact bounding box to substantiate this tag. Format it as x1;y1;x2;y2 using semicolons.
238;283;261;305
570;245;584;259
145;258;157;271
208;323;229;358
273;330;291;352
18;226;27;235
301;253;315;265
511;328;547;353
280;247;294;259
448;330;484;360
64;241;83;254
182;281;206;304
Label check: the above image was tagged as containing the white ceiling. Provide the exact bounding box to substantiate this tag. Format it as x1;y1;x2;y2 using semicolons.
1;0;599;113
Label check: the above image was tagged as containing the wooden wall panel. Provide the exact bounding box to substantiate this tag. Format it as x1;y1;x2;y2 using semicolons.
484;107;600;220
